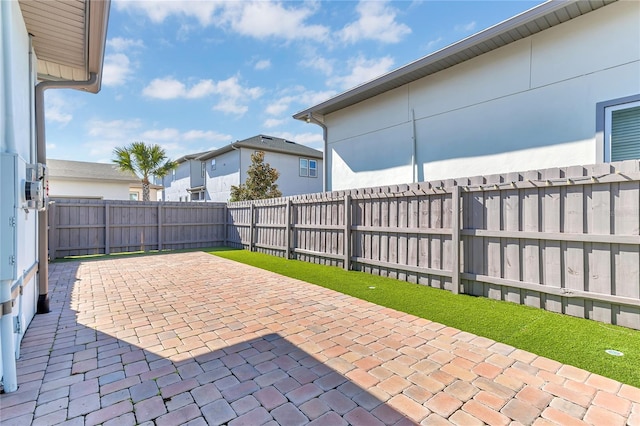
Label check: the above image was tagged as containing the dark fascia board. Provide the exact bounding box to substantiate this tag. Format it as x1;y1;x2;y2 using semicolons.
293;0;615;120
198;135;322;161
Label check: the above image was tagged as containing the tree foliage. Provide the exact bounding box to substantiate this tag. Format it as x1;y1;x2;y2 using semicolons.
113;141;177;201
230;151;282;201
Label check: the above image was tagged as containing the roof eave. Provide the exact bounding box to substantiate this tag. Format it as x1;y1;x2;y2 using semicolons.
293;0;614;120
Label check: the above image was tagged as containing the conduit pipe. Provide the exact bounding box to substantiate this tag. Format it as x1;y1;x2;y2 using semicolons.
35;73;98;314
305;113;328;192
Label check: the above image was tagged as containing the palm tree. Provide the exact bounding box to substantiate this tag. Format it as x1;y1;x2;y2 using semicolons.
113;142;177;201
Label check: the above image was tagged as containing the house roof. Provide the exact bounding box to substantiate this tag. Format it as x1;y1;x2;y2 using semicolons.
48;159;140;183
293;0;616;121
175;151;210;164
18;0;111;93
198;135;323;160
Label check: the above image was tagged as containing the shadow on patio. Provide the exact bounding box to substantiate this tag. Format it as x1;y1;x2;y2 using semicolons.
0;252;421;425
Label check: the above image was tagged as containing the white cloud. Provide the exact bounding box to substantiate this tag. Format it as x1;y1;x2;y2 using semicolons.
107;37;144;52
47;143;57;150
141;128;182;141
85;118;143;159
339;1;411;44
183;130;233;142
425;37;443;52
116;0;328;41
220;2;328;41
299;53;334;76
142;76;263;115
329;55;395;90
274;131;324;152
263;118;287;128
114;0;223;26
45;92;73;125
254;59;271;70
102;53;133;87
265;88;336;118
455;21;477;32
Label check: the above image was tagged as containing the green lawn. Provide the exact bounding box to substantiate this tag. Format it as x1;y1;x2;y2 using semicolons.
208;248;640;388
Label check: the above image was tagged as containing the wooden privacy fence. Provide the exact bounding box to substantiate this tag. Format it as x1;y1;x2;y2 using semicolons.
228;160;640;329
48;199;227;258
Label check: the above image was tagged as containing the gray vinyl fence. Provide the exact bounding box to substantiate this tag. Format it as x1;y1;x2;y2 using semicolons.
227;160;640;330
48;199;227;258
48;160;640;329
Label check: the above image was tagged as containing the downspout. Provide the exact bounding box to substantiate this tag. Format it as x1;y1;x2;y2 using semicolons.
305;113;328;192
35;74;98;314
411;109;417;183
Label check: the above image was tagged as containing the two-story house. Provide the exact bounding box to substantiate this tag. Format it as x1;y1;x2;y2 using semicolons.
161;135;323;202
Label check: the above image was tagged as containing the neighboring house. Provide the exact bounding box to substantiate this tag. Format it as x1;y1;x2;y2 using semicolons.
0;1;109;392
47;159;158;201
160;152;209;202
162;135;323;202
294;0;640;191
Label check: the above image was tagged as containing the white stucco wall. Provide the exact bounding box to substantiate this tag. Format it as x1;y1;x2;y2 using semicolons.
162;161;193;201
326;0;640;190
0;0;39;384
49;178;132;200
206;150;241;202
260;150;323;197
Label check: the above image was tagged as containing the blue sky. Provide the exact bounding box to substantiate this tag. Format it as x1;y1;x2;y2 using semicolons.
44;0;544;164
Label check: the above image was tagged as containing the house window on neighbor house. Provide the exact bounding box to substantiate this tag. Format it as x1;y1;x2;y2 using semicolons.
599;96;640;162
300;158;317;177
129;192;138;201
211;158;216;171
191;191;205;201
172;169;176;182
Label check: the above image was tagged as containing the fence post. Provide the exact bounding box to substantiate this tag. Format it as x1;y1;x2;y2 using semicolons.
285;199;292;259
343;195;351;270
223;204;228;247
48;203;57;260
249;203;255;252
451;185;460;294
105;203;110;255
157;203;162;252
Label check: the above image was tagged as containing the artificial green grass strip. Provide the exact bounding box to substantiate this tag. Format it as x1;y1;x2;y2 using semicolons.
209;248;640;388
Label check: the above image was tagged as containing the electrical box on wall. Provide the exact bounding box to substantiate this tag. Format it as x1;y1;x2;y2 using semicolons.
0;153;19;281
23;162;47;211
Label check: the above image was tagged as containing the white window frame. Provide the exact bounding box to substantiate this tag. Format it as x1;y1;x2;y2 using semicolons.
604;100;640;162
299;158;308;177
211;158;216;171
309;159;317;178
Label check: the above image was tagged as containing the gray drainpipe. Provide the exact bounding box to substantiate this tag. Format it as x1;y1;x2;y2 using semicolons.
305;113;328;192
35;73;98;314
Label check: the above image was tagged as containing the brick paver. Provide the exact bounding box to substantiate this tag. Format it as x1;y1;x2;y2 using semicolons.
0;251;638;425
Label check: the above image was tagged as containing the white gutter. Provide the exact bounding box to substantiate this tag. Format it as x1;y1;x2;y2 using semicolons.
305;113;329;192
34;74;98;315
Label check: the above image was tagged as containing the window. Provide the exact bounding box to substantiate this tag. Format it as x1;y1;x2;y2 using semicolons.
299;158;318;178
606;101;640;162
598;95;640;162
211;158;216;171
309;160;317;178
172;169;176;181
129;192;138;201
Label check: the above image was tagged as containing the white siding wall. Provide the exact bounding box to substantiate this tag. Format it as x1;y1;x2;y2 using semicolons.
0;1;39;384
326;1;640;190
49;178;132;200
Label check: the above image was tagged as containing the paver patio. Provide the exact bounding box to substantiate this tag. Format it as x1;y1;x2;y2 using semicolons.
1;251;639;425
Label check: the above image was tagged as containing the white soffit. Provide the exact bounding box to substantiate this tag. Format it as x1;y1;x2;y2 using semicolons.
18;0;109;91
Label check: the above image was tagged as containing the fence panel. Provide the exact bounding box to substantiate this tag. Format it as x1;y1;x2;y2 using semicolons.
49;199;226;257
